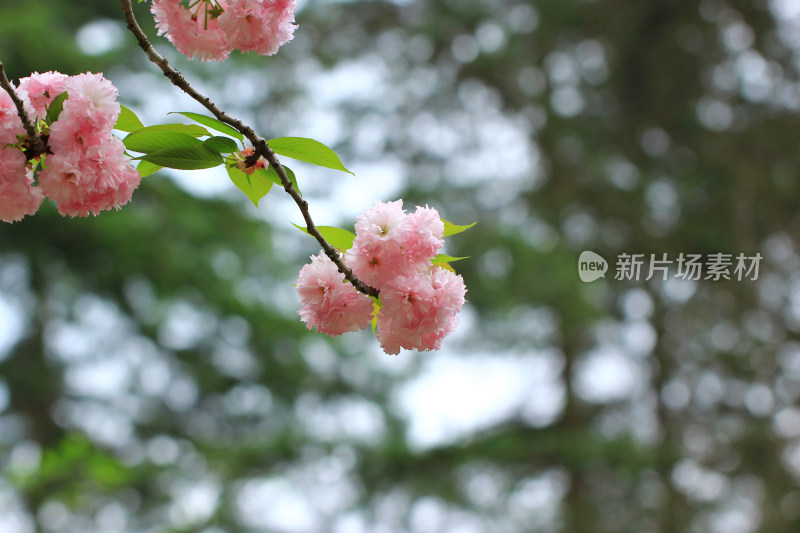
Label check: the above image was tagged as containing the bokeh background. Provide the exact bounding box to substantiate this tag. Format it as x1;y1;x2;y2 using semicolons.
2;0;800;531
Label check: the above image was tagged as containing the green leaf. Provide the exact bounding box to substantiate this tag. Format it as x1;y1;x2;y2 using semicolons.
203;136;238;153
123;129;201;153
227;166;273;207
264;165;301;195
136;160;162;177
144;123;210;137
171;111;244;141
114;105;144;132
268;137;353;174
284;166;301;194
292;224;356;251
263;165;282;186
432;254;469;264
442;219;476;237
142;145;223;170
45;91;68;125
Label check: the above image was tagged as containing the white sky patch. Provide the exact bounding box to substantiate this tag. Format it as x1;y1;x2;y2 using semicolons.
0;481;34;533
169;478;222;529
237;477;320;532
573;347;646;403
444;113;537;187
0;296;24;360
394;351;564;450
65;358;131;400
771;0;800;20
304;56;389;107
295;393;386;445
162;166;233;199
76;19;125;56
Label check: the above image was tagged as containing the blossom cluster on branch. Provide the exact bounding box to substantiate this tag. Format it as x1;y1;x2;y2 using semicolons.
151;0;297;61
0;0;472;355
0;71;140;222
297;201;468;355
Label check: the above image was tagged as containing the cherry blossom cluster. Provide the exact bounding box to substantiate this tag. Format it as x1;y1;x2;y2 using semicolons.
151;0;297;62
297;200;467;355
0;71;140;222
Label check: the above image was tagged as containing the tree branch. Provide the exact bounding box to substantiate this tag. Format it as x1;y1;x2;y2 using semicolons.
0;61;46;158
118;0;379;298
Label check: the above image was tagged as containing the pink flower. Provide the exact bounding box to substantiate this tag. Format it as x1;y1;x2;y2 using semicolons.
0;89;26;146
48;113;107;154
354;199;408;241
62;73;121;130
375;268;466;355
346;200;413;288
402;205;445;267
0;147;44;223
345;238;408;289
346;200;447;288
296;198;467;354
297;252;375;336
38;137;141;217
217;0;297;56
152;0;231;62
18;71;69;121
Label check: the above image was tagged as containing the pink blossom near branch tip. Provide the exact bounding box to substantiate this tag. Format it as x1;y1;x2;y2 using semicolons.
151;0;231;62
0;71;141;221
17;71;69;121
297;252;375;336
151;0;296;61
0;148;44;223
217;0;297;56
298;200;466;355
375;268;466;355
0;89;26;146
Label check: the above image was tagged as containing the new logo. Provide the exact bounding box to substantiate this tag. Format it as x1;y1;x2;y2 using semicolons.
578;251;608;282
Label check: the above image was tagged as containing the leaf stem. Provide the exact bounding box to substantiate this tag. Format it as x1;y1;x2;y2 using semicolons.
118;0;379;298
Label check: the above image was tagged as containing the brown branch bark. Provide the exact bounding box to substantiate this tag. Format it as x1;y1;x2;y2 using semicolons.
118;0;379;298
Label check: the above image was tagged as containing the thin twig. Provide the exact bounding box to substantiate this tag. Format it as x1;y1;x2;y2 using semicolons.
118;0;379;298
0;61;45;157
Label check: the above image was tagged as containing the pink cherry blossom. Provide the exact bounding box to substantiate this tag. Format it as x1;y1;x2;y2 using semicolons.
152;0;295;60
375;268;466;355
345;238;408;289
217;0;297;56
296;198;467;352
297;252;375;336
61;72;121;130
346;200;414;288
0;89;26;146
0;147;44;223
151;0;231;62
38;137;141;217
400;205;445;270
2;71;139;223
48;113;107;154
18;71;69;120
354;199;408;242
346;200;447;288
